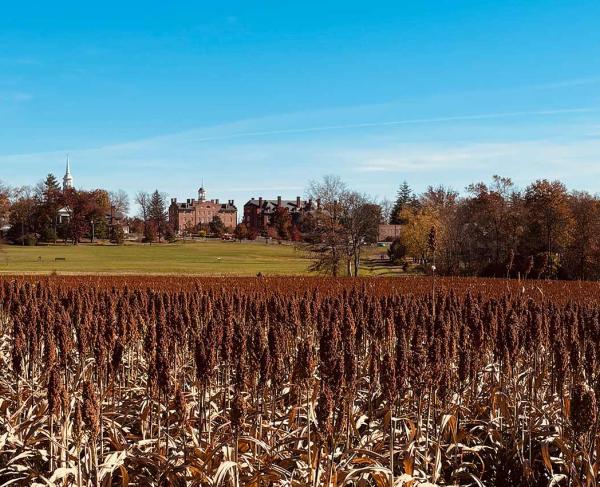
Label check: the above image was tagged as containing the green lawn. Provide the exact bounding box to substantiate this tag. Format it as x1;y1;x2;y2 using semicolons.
0;240;312;276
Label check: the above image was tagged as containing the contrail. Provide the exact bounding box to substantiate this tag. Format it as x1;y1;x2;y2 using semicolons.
189;107;595;143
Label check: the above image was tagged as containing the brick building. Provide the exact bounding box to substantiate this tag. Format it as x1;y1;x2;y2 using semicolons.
169;187;237;234
378;224;402;241
243;196;319;233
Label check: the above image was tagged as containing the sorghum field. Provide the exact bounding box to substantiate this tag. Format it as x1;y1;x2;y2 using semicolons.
1;277;600;486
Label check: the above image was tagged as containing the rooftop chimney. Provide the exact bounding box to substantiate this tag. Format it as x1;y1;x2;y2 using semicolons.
215;198;219;204
277;196;282;206
259;197;263;207
316;198;321;209
296;196;301;208
171;198;177;203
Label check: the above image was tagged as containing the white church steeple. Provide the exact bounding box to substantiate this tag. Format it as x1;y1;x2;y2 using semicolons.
63;155;74;190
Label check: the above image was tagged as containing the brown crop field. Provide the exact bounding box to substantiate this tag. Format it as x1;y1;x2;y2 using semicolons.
0;276;599;485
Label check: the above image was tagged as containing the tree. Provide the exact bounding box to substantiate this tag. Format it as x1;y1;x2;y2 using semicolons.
62;189;109;244
246;226;258;241
234;223;249;241
390;181;414;224
109;190;130;216
8;186;36;245
36;174;63;243
290;225;303;242
379;198;394;224
564;192;600;279
304;175;349;276
209;216;226;237
0;181;11;228
461;176;520;275
182;220;196;238
94;217;109;240
126;217;145;235
421;185;461;274
304;176;381;276
388;239;407;264
340;192;381;276
143;222;158;243
164;224;177;243
524;180;572;255
110;225;125;245
270;206;292;240
90;190;111;243
396;206;439;264
148;190;168;242
135;191;151;235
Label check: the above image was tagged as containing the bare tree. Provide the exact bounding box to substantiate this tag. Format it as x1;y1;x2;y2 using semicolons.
109;190;130;216
304;176;380;276
379;197;394;224
9;186;36;245
341;192;381;276
135;191;151;231
304;176;349;276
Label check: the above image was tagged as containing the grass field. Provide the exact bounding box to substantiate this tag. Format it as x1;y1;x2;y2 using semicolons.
0;239;403;276
0;240;314;275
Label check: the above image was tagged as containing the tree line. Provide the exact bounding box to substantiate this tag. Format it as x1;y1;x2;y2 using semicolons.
0;174;232;245
0;174;130;245
2;171;600;280
385;175;600;280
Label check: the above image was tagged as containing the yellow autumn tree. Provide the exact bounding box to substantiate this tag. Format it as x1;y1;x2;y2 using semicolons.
398;207;440;262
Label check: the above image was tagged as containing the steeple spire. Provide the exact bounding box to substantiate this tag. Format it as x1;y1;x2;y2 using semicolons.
63;155;74;190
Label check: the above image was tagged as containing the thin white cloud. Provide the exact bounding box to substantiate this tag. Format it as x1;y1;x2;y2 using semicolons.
82;106;594;147
350;139;600;179
1;104;599;203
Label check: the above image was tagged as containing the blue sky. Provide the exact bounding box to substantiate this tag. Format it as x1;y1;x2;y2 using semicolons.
1;0;600;209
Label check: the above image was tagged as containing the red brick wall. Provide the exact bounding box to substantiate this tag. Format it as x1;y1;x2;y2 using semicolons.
378;224;402;241
243;205;260;230
170;201;237;233
218;211;237;229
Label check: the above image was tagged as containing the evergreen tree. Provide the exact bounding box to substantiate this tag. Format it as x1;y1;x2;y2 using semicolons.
148;190;168;241
390;181;413;224
110;224;125;245
43;174;61;197
38;174;62;243
209;215;226;237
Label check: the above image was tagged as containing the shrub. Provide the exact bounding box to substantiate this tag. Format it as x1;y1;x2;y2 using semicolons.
40;227;57;243
16;233;38;246
110;225;125;245
388;238;407;264
165;225;177;243
143;224;157;243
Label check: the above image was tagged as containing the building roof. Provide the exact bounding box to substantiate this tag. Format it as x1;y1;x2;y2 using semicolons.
172;199;237;212
244;198;311;213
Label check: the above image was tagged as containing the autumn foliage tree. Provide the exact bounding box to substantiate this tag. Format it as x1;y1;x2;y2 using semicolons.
390;176;600;279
